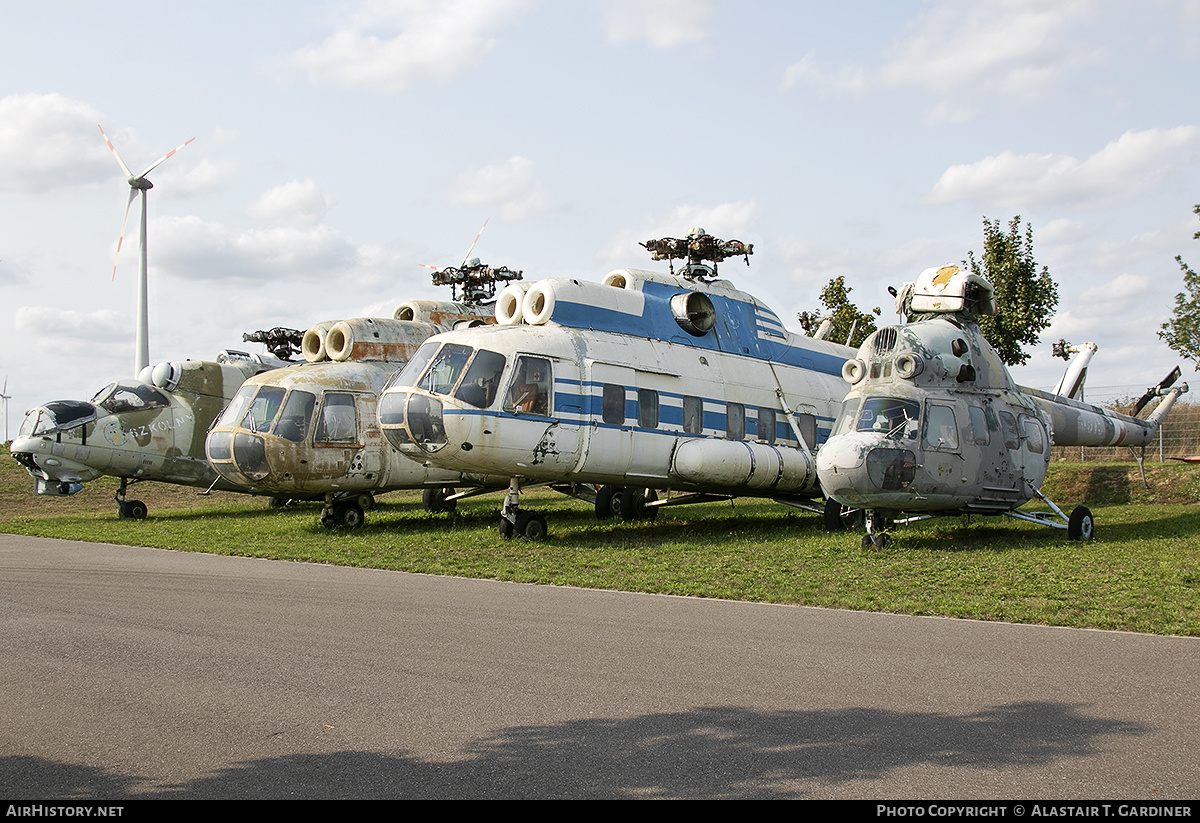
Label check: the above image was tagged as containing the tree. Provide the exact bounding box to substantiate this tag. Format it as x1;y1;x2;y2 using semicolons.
964;215;1059;366
1158;204;1200;370
798;276;881;349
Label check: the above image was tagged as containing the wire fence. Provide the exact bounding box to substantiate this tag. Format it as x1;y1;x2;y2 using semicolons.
1049;384;1200;463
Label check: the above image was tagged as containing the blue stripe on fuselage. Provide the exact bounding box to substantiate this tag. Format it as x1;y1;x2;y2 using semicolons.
544;281;846;377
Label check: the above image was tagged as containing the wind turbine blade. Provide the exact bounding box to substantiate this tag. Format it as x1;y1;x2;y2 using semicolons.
459;218;489;268
98;124;134;179
136;137;195;179
112;188;137;280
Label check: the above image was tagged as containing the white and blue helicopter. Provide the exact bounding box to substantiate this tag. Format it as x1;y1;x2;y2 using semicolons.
376;229;859;538
204;260;523;529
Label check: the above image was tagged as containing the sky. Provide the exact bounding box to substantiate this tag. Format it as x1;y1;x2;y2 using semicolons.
2;0;1198;434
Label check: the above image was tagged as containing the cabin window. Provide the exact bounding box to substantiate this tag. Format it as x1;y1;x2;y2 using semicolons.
683;395;703;434
638;389;659;429
999;412;1020;450
504;356;552;416
857;397;919;438
274;390;315;443
797;413;817;450
923;404;959;451
833;398;859;437
315;393;357;443
602;384;626;424
757;407;776;443
968;406;990;445
1020;414;1045;454
726;403;745;440
454;349;506;409
242;385;286;434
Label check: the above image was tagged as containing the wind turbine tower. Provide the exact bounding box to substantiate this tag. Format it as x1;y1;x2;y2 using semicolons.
99;126;194;376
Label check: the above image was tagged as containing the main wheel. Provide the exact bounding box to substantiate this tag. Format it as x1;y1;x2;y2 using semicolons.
619;487;647;520
122;500;148;520
423;487;457;514
1068;506;1094;541
499;516;515;540
357;493;376;512
824;497;856;531
595;485;621;519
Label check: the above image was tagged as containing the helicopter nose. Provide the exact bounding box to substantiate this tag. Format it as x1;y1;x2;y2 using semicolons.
379;390;447;454
206;429;270;482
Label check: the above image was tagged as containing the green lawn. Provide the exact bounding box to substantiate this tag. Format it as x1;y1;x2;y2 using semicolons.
3;455;1198;636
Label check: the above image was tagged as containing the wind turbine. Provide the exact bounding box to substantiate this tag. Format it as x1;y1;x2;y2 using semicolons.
1;376;10;444
99;125;194;376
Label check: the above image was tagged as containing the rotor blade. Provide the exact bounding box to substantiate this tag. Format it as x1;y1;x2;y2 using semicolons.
1132;368;1182;416
98;124;133;179
1160;366;1182;391
419;263;440;270
112;187;138;280
136;136;195;179
459;218;489;269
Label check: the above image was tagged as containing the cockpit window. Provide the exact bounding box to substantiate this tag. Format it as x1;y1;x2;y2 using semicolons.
241;385;286;434
389;341;440;390
417;344;473;396
274;390;315;443
504;356;552;416
218;384;259;428
91;382;170;414
454;349;506;409
857;397;919;438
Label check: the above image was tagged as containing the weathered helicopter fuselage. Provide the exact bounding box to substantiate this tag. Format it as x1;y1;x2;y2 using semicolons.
11;354;281;497
817;267;1183;519
377;269;855;501
204;300;503;521
205;359;466;497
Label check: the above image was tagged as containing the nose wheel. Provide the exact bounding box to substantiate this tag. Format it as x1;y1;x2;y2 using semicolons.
114;478;148;520
863;509;892;551
500;478;547;539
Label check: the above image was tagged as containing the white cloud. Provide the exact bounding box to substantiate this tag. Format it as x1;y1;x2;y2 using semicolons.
0;94;114;193
448;156;555;221
15;306;126;340
248;180;334;227
783;0;1093;121
283;0;531;92
924;127;1200;208
151;215;360;282
604;0;714;49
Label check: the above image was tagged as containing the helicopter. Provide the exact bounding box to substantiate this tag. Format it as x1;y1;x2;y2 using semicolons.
815;264;1188;549
205;297;516;528
204;249;526;529
10;340;292;519
376;229;859;539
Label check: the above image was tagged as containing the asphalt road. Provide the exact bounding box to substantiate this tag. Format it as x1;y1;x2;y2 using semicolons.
1;534;1197;799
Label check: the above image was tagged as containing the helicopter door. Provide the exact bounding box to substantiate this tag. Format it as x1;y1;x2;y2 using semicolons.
579;362;634;481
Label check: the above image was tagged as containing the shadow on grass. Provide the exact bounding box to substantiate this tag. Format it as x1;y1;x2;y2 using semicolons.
2;701;1144;799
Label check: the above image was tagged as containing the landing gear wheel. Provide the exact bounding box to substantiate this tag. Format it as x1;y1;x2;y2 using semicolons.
120;500;148;520
339;501;365;529
516;511;548;540
320;510;336;530
357;493;376;512
823;498;861;531
268;496;286;510
595;485;622;519
619;489;648;523
423;487;457;514
1068;506;1094;541
499;516;515;540
872;533;890;551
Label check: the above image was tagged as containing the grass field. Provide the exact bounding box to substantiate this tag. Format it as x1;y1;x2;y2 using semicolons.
3;450;1198;636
